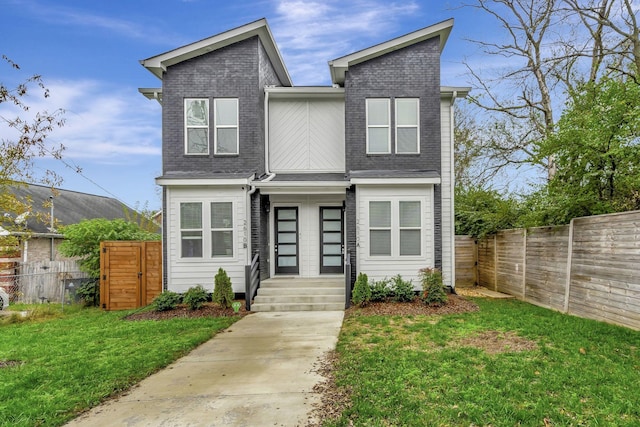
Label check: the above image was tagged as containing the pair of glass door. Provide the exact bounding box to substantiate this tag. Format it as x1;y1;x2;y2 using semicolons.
274;207;343;274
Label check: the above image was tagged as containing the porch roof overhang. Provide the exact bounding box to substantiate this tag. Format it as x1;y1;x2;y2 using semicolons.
155;173;254;187
348;169;441;185
253;180;350;195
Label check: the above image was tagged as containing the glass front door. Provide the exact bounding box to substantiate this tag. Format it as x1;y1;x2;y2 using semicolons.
320;207;344;274
275;207;299;274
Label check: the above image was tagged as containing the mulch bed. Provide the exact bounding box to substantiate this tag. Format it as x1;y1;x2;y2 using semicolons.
344;293;479;318
123;301;250;321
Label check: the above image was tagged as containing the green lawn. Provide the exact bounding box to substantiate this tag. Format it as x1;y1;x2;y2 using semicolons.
327;298;640;427
0;305;239;427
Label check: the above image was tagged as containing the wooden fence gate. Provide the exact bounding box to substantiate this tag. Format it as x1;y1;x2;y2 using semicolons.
100;241;162;311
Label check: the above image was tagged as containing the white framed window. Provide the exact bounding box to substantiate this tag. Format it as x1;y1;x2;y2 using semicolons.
366;98;391;154
369;201;391;256
399;201;421;255
184;99;209;154
368;200;422;257
180;202;203;258
395;98;419;154
214;98;239;155
211;202;234;257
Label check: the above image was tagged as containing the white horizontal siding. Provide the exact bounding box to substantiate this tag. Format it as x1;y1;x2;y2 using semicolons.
440;98;454;288
356;185;435;288
166;186;248;293
269;99;345;173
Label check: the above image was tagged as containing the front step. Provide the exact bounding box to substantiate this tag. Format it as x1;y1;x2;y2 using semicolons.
251;277;345;312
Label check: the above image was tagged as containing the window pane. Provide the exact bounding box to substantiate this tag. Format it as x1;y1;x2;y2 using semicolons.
368;128;389;153
399;201;421;227
277;222;296;232
180;203;202;229
367;99;389;125
322;209;341;220
400;230;421;256
370;230;391;256
278;232;296;243
212;230;233;257
323;243;342;255
215;99;238;125
323;233;342;243
181;231;202;258
278;209;297;220
187;129;208;154
278;256;297;267
369;201;391;227
216;128;237;154
323;221;341;232
397;128;418;153
278;244;297;255
323;255;342;266
186;99;208;126
211;202;233;228
396;99;418;126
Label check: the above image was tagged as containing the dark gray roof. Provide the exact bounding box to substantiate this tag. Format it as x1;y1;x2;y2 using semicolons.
348;169;440;179
157;171;254;180
3;184;135;234
267;173;347;182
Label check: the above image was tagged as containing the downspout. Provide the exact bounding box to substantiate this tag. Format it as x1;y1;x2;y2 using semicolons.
449;91;457;292
246;179;256;265
263;88;276;182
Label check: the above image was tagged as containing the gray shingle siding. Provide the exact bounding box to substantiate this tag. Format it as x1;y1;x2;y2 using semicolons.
161;36;283;177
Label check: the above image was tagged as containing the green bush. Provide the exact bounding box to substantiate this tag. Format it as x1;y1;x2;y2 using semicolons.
76;279;99;307
352;272;371;307
370;278;392;302
419;268;447;306
153;291;181;312
213;268;234;308
183;285;208;310
391;274;415;302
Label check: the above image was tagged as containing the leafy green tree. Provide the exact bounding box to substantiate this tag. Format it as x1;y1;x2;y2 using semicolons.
58;218;160;278
533;76;640;224
455;186;522;237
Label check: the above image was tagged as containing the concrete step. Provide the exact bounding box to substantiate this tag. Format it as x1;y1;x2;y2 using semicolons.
257;287;343;296
250;302;345;312
253;294;345;304
259;279;343;288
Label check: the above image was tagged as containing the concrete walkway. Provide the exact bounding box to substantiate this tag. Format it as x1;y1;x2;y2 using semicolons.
66;311;344;427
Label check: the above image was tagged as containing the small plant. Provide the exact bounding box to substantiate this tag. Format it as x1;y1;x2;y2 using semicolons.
213;268;234;308
76;279;100;307
153;291;181;312
391;274;415;302
370;278;392;302
419;268;447;306
183;285;208;310
352;272;371;307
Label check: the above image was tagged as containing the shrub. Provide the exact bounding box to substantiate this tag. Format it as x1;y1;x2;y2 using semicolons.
370;278;392;302
183;285;208;310
213;268;234;308
419;268;447;306
153;291;181;312
391;274;415;302
76;279;99;307
352;272;371;307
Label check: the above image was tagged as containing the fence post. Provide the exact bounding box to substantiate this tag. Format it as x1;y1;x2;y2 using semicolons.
563;219;575;313
493;234;498;291
522;228;527;300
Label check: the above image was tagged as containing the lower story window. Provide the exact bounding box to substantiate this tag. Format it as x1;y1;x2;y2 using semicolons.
211;202;233;257
369;200;421;257
180;202;203;258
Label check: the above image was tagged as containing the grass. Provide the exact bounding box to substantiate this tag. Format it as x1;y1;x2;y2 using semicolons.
326;298;640;426
0;304;239;427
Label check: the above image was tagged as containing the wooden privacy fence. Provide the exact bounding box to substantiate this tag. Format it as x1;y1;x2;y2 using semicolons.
100;241;162;310
468;210;640;330
454;236;477;287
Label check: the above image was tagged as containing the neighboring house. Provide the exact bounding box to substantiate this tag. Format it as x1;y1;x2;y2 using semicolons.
0;184;136;262
140;18;469;296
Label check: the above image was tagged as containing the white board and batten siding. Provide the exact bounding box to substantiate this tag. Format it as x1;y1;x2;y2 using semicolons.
269;99;345;173
440;97;455;289
165;186;248;293
356;185;435;288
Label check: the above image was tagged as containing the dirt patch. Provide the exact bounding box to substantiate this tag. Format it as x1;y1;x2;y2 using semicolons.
0;360;22;369
456;330;538;354
123;302;250;321
306;350;352;426
345;294;479;318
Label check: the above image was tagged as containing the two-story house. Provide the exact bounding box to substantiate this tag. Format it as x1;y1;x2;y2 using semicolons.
140;18;468;310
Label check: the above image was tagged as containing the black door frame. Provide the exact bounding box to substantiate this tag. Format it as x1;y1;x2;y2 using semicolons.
274;207;299;275
320;206;344;274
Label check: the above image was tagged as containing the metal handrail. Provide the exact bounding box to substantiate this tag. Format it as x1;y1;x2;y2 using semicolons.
344;252;351;309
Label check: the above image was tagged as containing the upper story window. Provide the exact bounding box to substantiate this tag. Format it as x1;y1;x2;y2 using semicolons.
396;98;419;154
214;98;239;155
366;98;420;155
180;202;203;257
185;99;209;155
366;99;391;154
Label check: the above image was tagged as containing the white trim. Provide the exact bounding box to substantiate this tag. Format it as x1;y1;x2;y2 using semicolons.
351;177;440;185
156;177;253;186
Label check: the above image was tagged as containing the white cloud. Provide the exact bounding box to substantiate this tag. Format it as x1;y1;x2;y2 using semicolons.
270;0;421;85
0;79;161;165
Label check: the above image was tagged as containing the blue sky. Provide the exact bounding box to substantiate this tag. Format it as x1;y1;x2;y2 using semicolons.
1;0;491;211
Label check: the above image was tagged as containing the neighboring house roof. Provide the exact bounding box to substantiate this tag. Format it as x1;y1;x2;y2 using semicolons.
140;18;292;87
328;18;454;85
3;184;134;234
